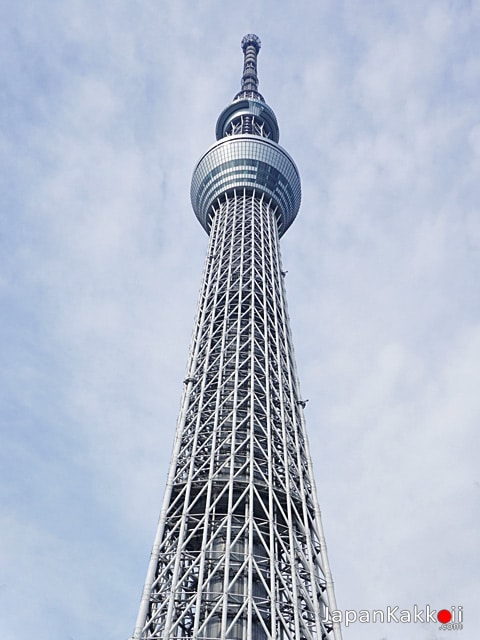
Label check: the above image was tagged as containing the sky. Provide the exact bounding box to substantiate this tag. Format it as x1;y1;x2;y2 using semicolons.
1;1;479;639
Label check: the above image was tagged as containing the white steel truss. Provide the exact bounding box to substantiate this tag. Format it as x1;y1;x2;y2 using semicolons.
131;35;341;640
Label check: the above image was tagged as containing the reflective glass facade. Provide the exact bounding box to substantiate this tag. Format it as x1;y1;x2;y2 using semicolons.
191;135;301;237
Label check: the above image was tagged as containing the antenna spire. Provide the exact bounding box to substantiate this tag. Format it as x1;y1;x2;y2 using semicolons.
218;34;278;141
240;34;261;94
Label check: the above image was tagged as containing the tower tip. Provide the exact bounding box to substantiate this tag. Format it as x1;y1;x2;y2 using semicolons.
239;34;262;96
241;34;261;53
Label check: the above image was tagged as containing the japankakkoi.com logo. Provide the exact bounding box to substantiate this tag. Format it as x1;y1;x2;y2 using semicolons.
325;605;463;630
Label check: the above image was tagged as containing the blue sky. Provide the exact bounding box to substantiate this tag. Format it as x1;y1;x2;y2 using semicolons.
1;1;479;639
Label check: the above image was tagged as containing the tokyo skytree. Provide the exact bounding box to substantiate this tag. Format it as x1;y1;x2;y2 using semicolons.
131;34;342;640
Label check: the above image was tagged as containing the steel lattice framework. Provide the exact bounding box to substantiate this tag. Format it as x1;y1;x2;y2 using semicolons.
131;35;342;640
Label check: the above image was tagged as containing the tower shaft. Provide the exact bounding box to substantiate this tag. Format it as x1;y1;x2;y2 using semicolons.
131;36;341;640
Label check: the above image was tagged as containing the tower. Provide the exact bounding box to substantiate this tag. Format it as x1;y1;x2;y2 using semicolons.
131;35;342;640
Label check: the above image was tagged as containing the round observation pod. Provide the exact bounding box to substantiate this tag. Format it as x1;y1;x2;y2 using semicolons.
215;99;279;142
191;135;301;237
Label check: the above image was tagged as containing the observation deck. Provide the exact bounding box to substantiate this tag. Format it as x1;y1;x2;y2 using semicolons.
190;34;301;238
